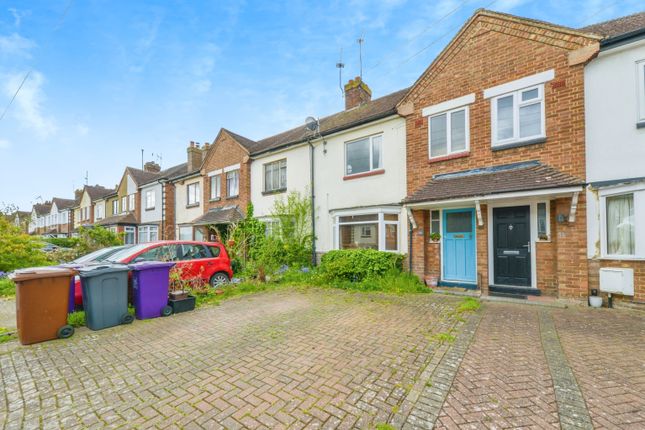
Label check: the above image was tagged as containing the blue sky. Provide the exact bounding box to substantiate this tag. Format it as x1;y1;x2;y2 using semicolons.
0;0;642;210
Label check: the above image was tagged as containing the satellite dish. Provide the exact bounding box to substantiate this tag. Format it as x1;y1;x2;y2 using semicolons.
305;116;319;132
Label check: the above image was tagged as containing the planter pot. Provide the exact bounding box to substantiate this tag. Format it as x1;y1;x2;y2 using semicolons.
425;276;439;287
169;290;188;301
214;289;225;295
589;296;603;308
168;295;196;314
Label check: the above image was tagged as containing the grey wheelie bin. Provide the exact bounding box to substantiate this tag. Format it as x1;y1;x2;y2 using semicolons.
78;264;134;330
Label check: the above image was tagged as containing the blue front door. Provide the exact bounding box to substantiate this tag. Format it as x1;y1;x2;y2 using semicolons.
442;208;476;283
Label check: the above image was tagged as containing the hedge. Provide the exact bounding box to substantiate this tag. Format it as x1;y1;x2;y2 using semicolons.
319;249;404;282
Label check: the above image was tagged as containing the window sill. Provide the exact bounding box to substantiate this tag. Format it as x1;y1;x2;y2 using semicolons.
186;203;200;209
209;197;221;202
145;207;155;212
636;121;645;129
343;169;385;181
599;255;645;261
262;188;287;196
226;195;239;200
492;137;546;151
428;151;469;164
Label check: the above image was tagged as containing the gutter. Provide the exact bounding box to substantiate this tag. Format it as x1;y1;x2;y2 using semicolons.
600;27;645;50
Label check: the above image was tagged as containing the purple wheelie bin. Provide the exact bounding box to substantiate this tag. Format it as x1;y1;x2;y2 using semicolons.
58;263;83;313
129;261;175;319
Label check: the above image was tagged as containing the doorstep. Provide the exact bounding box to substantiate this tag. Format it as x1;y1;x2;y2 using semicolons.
481;294;567;308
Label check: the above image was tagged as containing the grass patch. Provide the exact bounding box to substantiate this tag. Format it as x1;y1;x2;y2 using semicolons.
192;281;286;308
67;311;86;328
432;332;456;344
0;278;15;298
456;297;480;313
0;327;17;344
375;424;396;430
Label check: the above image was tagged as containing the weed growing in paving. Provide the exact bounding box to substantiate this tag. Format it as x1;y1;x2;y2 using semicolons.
0;327;17;343
68;311;86;328
0;278;15;297
456;297;480;313
375;424;396;430
432;332;456;344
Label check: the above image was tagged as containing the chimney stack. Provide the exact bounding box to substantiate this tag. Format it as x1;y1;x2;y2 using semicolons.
344;76;372;110
144;161;161;173
187;141;202;172
202;142;211;162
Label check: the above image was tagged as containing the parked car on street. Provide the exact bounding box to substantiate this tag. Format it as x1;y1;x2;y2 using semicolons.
73;241;232;307
72;245;131;265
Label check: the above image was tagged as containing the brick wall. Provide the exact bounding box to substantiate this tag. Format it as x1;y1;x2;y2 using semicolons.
588;260;645;305
163;183;175;240
402;12;597;298
201;131;251;215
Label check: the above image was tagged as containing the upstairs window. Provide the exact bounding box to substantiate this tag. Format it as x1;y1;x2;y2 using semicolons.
121;196;127;213
210;175;221;200
492;85;545;146
145;190;155;209
264;159;287;193
638;60;645;124
112;200;118;215
128;194;135;212
429;107;468;158
345;134;382;176
226;170;240;197
187;182;200;206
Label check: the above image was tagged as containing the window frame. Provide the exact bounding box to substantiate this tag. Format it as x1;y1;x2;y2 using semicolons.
344;134;383;177
121;196;127;214
491;84;546;147
536;201;551;242
638;60;645;123
428;106;470;159
112;200;118;215
333;209;400;252
599;184;644;260
124;226;136;245
210;174;221;200
226;169;240;197
128;194;135;212
145;190;155;210
263;159;287;193
186;182;200;207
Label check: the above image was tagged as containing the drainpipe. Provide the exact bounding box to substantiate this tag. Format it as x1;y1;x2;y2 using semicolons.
409;221;413;273
309;140;317;266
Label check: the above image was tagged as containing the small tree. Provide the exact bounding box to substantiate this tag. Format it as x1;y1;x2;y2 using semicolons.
76;226;122;255
227;203;266;272
0;217;52;272
270;191;313;268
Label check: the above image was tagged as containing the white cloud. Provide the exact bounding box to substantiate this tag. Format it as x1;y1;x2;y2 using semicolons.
8;8;30;28
2;71;57;138
0;138;10;149
0;33;35;57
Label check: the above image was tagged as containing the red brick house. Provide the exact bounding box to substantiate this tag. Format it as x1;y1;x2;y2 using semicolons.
400;10;602;300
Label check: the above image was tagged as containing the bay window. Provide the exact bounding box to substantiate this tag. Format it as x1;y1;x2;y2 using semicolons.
128;194;135;212
606;194;635;256
112;200;118;215
121;196;127;213
345;134;382;176
138;225;159;243
178;226;193;241
264;159;287;193
124;226;136;245
334;210;400;252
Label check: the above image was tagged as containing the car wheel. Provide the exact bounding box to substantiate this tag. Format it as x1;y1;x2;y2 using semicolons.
210;272;230;287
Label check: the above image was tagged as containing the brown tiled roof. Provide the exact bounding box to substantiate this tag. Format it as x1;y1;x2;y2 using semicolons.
52;197;76;210
580;11;645;38
250;88;409;155
192;206;244;226
33;202;52;215
140;162;196;186
126;167;162;186
222;129;259;153
95;213;138;226
85;185;115;201
404;161;583;204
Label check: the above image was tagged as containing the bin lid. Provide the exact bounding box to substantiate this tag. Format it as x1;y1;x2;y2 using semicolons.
9;266;76;281
77;263;130;278
129;261;175;271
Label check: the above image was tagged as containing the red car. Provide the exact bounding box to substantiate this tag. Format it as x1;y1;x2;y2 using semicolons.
73;241;232;306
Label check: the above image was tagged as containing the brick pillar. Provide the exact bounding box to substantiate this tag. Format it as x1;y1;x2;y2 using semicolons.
476;204;489;294
554;195;589;300
163;183;176;240
410;209;427;281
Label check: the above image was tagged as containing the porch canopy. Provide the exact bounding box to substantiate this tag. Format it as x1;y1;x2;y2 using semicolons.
95;213;138;227
404;161;584;218
191;205;244;226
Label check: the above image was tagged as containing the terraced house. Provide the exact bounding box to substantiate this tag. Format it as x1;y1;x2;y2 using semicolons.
401;10;603;300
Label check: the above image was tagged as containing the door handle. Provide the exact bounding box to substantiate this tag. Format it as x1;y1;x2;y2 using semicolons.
522;242;530;253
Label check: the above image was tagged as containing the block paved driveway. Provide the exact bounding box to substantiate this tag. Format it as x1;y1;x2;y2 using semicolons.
0;289;644;429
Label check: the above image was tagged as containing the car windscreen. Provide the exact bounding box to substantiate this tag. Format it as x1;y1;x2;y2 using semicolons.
105;244;152;262
72;246;125;264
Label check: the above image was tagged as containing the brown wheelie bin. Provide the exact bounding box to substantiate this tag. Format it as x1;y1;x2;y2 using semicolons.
9;267;76;345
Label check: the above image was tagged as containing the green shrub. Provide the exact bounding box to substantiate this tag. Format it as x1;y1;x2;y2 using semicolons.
42;237;79;248
76;226;122;255
0;217;52;272
0;278;16;297
319;249;404;282
67;311;86;328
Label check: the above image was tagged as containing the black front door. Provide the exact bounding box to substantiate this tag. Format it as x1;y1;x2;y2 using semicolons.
493;206;531;286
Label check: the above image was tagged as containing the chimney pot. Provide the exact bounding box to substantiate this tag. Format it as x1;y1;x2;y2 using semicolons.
344;76;372;110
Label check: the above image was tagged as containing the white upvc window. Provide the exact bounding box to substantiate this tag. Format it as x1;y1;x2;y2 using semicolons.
138;225;159;243
428;107;469;158
599;184;645;259
345;134;382;176
145;190;155;209
226;170;239;197
121;196;127;213
187;182;200;206
112;200;118;215
637;60;645;123
95;205;103;220
491;85;545;146
333;209;400;252
536;201;551;241
178;226;193;241
210;174;221;200
264;159;287;193
124;226;136;245
128;194;135;212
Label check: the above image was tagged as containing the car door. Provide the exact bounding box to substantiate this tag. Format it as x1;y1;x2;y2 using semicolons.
175;243;212;282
